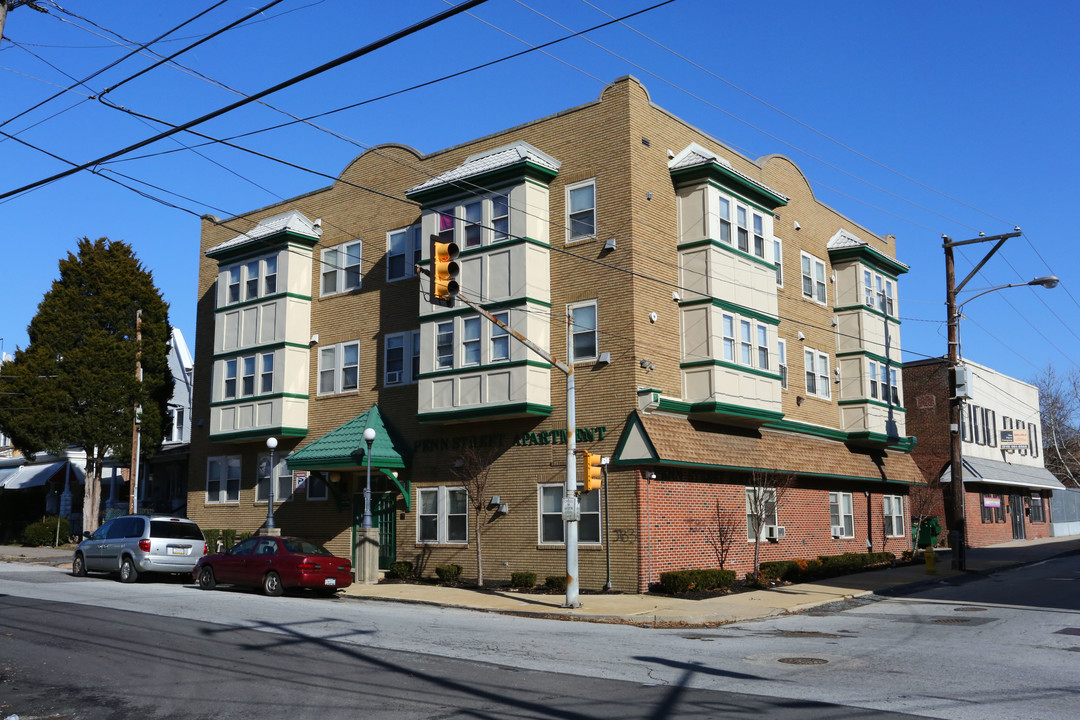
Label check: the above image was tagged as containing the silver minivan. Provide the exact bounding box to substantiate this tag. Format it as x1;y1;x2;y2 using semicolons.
72;515;207;582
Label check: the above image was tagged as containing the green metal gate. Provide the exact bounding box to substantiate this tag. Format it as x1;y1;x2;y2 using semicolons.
352;491;397;571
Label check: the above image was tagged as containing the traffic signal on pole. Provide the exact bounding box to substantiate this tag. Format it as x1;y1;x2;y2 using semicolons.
431;234;460;306
582;450;603;492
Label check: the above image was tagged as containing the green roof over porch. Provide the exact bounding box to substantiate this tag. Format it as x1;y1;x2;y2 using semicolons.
286;404;408;472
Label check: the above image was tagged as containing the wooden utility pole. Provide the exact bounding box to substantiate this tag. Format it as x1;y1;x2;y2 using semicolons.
129;309;142;514
1;2;48;47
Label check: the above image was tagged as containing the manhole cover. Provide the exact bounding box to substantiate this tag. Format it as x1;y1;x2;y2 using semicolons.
933;618;971;624
954;607;988;612
778;657;828;665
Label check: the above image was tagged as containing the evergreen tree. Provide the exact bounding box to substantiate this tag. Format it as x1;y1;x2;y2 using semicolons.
0;238;172;533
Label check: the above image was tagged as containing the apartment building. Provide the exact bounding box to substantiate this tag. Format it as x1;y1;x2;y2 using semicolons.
904;357;1064;546
188;77;923;590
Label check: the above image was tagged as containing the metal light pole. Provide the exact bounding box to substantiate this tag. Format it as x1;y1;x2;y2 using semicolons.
362;427;375;529
265;436;277;531
943;227;1056;570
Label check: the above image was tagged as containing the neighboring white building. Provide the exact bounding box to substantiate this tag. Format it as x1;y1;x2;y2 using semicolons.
165;328;194;446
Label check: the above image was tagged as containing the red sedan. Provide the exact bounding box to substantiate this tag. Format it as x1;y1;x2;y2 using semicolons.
193;535;353;597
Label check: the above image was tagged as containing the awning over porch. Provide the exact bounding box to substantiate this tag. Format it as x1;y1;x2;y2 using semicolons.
0;461;83;490
285;404;410;503
941;456;1065;492
612;411;923;484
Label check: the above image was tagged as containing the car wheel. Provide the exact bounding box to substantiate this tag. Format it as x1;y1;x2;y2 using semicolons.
120;557;139;583
262;571;283;597
198;566;216;591
72;553;87;578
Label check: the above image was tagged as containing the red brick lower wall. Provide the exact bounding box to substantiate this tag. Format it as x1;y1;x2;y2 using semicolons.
634;472;913;591
963;486;1053;547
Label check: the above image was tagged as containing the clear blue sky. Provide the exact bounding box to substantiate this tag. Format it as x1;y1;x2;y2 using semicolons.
1;0;1077;387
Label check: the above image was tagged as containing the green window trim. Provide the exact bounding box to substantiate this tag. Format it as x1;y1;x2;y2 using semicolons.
405;162;558;204
209;426;308;442
827;244;909;277
207;234;318;264
417;358;552;380
418;402;553;423
669;165;788;211
216;291;312;312
211;392;309;408
838;398;908;413
425;296;552;322
835;349;902;365
213;341;309;361
677;296;780;326
833;304;902;324
679;358;783;382
677;238;778;272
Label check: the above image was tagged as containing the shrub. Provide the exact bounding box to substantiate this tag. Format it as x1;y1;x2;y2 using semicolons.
386;561;413;579
221;529;236;550
657;569;737;594
510;571;536;589
203;529;220;552
435;564;462;583
544;575;567;592
758;561;797;582
21;517;69;547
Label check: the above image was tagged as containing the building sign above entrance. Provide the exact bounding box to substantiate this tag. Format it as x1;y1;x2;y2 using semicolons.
414;426;607;453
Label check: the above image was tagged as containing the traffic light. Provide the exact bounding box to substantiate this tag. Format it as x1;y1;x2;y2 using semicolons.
582;450;603;492
431;234;460;306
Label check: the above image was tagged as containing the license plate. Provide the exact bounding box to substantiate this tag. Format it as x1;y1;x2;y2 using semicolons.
324;578;336;586
169;547;185;555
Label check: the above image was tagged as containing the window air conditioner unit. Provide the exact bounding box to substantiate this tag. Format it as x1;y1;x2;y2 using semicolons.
765;525;785;540
831;525;845;538
386;371;401;384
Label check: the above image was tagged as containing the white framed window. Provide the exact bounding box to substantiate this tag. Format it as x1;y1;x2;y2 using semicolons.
244;260;259;301
752;212;765;258
773;238;783;286
260;353;274;394
568;300;598;363
306;473;328;501
716;196;732;244
491;311;510;361
746;487;778;541
777;338;788;389
321;240;362;296
241;356;256;397
739;319;752;365
227;265;241;304
829;491;854;538
167;406;185;442
387;224;421;281
736;206;749;253
756;324;769;370
463;200;483;248
264;255;277;295
318;341;361;395
256;452;292;504
801;252;827;305
538;484;600;544
206;456;241;504
492;193;509;241
722;314;735;361
436;321;454;369
384;330;420;386
224;359;237;400
863;268;896;317
883;495;904;537
417;486;468;544
566;179;596;241
462;316;481;366
868;360;898;405
805;348;831;399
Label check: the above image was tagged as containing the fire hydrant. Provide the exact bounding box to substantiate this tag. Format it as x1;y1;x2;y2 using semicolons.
924;547;936;574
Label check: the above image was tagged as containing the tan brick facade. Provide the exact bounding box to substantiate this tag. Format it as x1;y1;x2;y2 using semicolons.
189;77;922;592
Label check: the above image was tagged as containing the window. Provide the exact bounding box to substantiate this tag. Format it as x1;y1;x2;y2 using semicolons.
241;356;256;397
883;495;904;537
1030;495;1045;523
436;321;454;369
805;349;831;399
869;361;899;404
569;300;598;363
971;404;982;445
385;330;420;385
863;269;874;308
256;453;292;503
801;253;827;304
829;491;854;537
539;484;600;544
869;361;878;400
774;238;783;285
321;240;362;295
716;196;731;244
491;311;510;361
245;260;259;301
227;265;241;304
746;487;778;540
224;359;237;399
264;256;277;295
863;268;896;317
736;206;749;253
1029;422;1039;457
462;316;481;366
980;493;1005;523
437;210;455;244
722;314;735;362
756;325;769;370
387;225;421;281
318;341;361;395
752;213;765;258
778;339;788;389
417;486;468;544
167;406;185;442
463;200;482;248
206;456;241;504
739;319;752;365
986;409;997;447
306;473;328;501
259;353;274;394
492;194;509;241
567;179;596;241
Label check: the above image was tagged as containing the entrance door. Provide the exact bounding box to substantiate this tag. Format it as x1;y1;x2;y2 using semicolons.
352;491;397;571
1009;494;1026;540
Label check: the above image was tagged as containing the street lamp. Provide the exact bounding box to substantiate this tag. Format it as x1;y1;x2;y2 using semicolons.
265;436;277;531
944;227;1056;570
361;427;375;529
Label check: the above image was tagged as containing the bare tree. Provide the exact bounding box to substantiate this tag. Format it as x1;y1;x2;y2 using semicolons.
689;498;741;569
1033;364;1080;488
745;471;793;583
450;447;500;587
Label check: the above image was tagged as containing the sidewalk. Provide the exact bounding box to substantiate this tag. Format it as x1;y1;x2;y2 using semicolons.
4;536;1078;627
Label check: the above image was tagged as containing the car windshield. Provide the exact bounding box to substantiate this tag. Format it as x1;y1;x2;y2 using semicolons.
150;521;203;541
282;538;332;556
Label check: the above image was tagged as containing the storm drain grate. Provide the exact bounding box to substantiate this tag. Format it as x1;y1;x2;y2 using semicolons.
778;657;829;665
933;618;972;624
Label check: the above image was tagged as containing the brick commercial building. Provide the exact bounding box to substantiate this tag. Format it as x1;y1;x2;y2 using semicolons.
189;77;923;591
904;357;1065;547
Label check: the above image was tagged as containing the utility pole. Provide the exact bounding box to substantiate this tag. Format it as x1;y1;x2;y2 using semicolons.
129;309;142;514
1;2;48;46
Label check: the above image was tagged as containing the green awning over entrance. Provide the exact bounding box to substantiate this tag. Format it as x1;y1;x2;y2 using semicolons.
286;404;410;508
